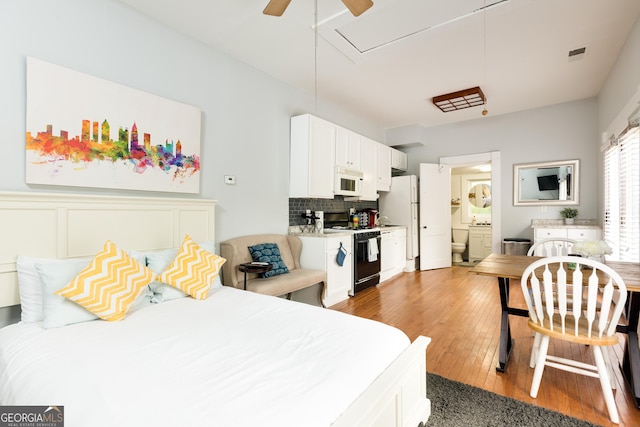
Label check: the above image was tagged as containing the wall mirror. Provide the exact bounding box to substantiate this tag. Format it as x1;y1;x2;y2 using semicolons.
469;184;491;208
513;159;580;206
461;174;491;224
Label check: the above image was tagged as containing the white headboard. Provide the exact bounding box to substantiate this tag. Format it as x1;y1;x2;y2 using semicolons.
0;192;216;309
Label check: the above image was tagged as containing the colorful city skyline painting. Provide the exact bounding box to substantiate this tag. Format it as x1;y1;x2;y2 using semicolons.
25;57;201;193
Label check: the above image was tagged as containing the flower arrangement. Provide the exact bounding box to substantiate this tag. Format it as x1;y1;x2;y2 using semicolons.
572;240;613;257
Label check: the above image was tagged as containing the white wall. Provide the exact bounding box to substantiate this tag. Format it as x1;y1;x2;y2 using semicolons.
398;98;599;241
597;16;640;219
598;17;640;133
0;0;383;244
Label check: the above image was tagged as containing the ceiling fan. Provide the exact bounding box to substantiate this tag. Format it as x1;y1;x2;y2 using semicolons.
263;0;373;17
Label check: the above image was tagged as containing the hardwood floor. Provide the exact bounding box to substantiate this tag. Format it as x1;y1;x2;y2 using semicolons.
329;266;640;427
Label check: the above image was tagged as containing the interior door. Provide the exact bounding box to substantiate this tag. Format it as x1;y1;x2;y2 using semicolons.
419;163;452;270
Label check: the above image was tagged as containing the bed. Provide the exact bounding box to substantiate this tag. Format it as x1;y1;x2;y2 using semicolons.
0;192;431;427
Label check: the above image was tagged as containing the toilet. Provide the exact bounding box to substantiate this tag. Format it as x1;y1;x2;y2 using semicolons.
451;228;469;263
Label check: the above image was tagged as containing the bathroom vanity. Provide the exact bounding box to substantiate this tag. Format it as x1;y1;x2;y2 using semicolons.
469;225;492;263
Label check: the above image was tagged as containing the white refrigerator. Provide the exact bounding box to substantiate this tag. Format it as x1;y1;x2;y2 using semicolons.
379;175;419;270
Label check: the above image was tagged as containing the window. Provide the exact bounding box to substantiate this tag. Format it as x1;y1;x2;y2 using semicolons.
603;120;639;262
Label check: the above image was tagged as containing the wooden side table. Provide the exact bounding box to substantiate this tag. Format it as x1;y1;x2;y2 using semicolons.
238;263;273;290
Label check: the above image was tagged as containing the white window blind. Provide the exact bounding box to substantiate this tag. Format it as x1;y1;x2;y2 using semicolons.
603;121;639;262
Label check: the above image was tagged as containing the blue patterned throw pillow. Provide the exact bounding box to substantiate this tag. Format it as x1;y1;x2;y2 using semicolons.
247;243;289;278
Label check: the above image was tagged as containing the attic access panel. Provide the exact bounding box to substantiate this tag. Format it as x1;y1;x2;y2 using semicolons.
318;0;509;64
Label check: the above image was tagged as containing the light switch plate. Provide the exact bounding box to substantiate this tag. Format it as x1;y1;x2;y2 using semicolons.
224;175;236;185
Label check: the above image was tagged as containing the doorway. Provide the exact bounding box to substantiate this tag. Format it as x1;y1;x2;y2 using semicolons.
440;152;502;256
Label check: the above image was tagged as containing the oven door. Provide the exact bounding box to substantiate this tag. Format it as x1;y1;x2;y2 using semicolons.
352;234;381;295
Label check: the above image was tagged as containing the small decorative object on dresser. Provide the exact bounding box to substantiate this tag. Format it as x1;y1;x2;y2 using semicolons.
559;207;578;224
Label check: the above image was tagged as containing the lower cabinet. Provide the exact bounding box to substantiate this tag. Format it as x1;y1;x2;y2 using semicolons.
380;228;407;282
298;235;353;307
469;225;492;263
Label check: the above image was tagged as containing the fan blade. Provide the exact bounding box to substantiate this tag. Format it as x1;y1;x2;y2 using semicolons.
342;0;373;16
263;0;292;16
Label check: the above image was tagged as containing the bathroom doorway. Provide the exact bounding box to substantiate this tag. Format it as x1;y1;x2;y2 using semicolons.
440;152;502;258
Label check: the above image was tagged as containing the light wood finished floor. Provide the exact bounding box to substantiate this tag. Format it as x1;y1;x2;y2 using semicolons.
330;266;640;427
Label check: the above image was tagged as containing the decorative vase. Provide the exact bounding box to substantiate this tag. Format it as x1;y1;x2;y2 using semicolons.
564;218;575;225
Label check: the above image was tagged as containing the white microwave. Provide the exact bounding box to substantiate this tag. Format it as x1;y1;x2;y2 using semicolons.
335;166;363;196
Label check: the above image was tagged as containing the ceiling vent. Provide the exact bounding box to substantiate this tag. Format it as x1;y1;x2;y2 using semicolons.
568;46;587;61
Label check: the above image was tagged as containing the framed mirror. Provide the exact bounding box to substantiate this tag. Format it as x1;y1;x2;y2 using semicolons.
513;159;580;206
461;174;491;224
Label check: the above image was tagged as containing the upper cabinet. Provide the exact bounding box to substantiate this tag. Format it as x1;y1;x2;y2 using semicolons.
289;114;404;199
289;114;335;199
335;127;361;170
391;148;408;171
376;143;392;191
358;137;379;201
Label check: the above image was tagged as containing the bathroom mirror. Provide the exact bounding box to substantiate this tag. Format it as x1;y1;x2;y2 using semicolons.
461;174;491;224
468;184;491;208
513;159;580;206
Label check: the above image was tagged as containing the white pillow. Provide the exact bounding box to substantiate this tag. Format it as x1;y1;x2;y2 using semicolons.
16;256;89;323
36;259;98;329
142;240;222;302
36;257;155;329
18;252;153;327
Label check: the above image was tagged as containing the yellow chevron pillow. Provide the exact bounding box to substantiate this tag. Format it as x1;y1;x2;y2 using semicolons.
55;241;155;321
159;235;226;300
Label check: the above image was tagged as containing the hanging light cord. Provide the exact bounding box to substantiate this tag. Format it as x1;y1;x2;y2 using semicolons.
482;0;488;115
314;0;318;113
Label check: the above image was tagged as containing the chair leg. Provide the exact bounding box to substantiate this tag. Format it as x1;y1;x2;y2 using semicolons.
530;335;550;398
601;346;616;390
530;333;541;368
593;346;620;424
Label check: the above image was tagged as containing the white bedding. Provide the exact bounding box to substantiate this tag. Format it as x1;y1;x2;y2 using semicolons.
0;286;410;427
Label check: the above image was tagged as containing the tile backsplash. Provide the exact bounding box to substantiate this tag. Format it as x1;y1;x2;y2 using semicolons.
289;197;378;226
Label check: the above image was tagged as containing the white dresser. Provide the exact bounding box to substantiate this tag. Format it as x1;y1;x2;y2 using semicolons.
531;219;602;248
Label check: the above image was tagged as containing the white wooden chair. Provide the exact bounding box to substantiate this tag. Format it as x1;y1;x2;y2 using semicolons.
527;238;577;256
520;256;627;424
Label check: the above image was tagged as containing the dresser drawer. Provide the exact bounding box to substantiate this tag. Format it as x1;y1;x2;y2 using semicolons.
535;228;567;239
567;228;601;241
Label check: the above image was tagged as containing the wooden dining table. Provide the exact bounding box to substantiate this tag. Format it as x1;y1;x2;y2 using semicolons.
469;253;640;408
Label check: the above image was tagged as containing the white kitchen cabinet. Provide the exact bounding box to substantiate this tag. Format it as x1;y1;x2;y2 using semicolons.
335;126;361;170
391;148;408;171
376;143;392;191
298;234;353;307
469;225;492;263
380;227;407;282
358;137;378;201
289;114;336;199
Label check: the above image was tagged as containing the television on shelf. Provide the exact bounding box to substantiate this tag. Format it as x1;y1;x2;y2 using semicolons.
537;174;559;191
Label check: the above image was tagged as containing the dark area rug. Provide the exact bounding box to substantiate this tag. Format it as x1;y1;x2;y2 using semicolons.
426;373;602;427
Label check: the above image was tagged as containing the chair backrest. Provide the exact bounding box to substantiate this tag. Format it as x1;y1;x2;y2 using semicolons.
520;256;627;340
527;238;577;256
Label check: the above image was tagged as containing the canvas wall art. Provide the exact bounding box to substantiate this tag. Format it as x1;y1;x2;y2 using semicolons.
25;57;201;193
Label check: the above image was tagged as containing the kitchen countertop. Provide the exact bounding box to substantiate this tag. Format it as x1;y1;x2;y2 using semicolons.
288;225;406;238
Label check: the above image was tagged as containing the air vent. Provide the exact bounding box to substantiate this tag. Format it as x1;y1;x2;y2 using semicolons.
568;46;586;60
